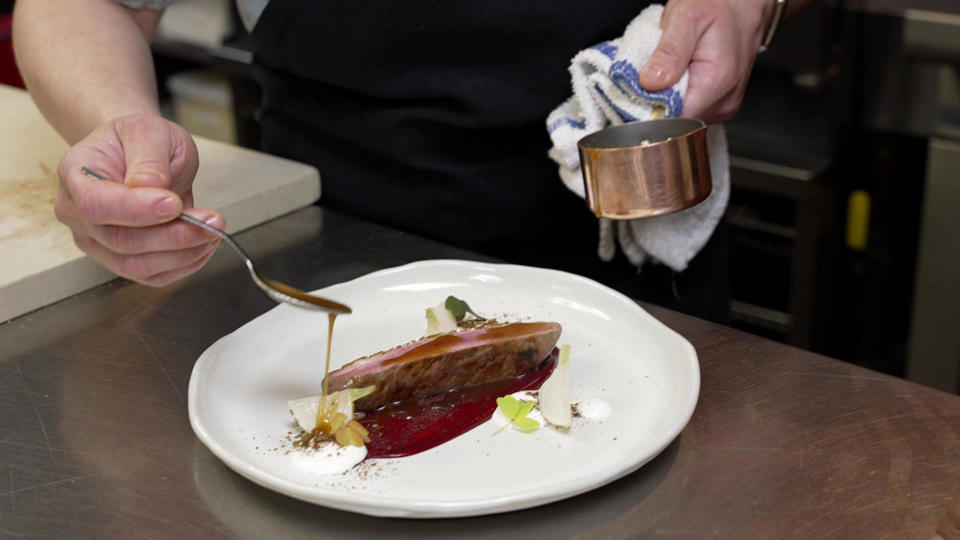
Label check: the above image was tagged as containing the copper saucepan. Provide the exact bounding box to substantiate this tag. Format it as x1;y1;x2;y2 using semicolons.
577;118;712;220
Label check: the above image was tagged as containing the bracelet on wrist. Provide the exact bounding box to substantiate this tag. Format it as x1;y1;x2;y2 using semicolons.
760;0;789;53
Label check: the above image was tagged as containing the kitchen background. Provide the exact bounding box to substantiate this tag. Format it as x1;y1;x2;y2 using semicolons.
1;0;957;393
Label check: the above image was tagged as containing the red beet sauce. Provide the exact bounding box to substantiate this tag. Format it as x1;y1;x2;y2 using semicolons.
360;348;558;459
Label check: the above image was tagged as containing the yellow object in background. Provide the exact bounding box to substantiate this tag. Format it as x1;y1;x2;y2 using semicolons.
845;189;871;251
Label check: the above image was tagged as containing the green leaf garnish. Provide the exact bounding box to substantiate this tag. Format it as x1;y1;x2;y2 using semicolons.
444;295;483;321
494;395;540;434
345;385;376;402
512;416;540;431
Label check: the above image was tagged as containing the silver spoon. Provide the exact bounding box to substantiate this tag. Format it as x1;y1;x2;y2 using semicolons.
80;167;351;315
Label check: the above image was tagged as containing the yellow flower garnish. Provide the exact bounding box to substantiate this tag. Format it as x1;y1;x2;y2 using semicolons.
309;385;376;448
334;419;371;447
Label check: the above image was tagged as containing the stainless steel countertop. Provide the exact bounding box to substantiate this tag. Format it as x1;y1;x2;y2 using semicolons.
2;206;958;538
853;0;960;15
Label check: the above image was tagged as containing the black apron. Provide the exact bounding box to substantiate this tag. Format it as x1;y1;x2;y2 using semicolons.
248;1;730;323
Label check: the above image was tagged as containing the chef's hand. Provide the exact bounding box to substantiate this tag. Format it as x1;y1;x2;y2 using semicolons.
638;0;772;123
55;113;224;286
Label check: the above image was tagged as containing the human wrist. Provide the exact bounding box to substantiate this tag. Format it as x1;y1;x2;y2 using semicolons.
97;99;163;129
69;102;161;146
732;0;776;48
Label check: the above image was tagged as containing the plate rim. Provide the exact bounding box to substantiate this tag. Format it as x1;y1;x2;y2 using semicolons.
188;259;700;517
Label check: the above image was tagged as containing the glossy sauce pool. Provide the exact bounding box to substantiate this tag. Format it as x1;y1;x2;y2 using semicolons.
360;348;558;459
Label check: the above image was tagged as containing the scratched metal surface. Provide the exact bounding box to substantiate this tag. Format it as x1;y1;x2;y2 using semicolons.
1;206;958;539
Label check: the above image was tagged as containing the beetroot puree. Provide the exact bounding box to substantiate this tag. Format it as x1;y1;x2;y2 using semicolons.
359;348;559;458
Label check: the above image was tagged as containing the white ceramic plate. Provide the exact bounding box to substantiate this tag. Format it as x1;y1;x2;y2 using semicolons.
188;260;699;518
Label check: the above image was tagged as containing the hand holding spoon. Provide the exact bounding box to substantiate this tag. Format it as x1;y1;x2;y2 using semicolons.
80;167;351;315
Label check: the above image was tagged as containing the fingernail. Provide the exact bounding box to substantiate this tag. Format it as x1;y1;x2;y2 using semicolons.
204;215;223;228
157;197;179;218
641;64;666;83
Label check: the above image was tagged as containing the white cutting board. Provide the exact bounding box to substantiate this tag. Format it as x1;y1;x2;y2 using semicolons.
0;84;321;322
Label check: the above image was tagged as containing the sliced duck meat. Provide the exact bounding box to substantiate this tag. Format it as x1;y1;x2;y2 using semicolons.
325;322;562;411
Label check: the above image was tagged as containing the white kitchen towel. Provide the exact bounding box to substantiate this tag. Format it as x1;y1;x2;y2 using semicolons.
546;4;729;272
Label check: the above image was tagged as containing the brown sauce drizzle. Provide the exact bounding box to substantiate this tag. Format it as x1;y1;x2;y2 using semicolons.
314;313;338;428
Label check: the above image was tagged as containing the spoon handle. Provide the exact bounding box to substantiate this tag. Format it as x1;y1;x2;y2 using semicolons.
175;213;252;264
